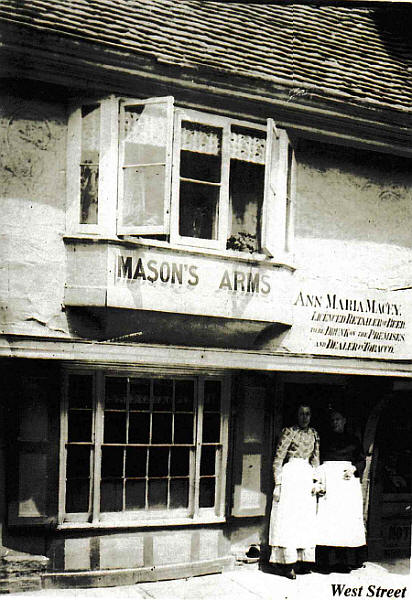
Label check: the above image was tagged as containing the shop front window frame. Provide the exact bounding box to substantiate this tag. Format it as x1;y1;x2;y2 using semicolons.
59;367;230;527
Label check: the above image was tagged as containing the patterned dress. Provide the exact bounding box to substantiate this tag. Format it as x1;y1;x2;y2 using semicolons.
269;425;320;565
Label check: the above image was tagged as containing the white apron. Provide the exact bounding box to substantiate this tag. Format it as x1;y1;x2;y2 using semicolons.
269;458;317;558
316;461;366;547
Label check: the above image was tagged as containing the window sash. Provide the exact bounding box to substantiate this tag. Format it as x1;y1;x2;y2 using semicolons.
61;370;229;523
117;97;174;236
170;110;231;251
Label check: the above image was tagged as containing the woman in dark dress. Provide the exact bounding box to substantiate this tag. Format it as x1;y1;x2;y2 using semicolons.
316;410;367;573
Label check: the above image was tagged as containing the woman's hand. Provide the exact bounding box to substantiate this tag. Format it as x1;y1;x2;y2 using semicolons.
343;465;356;480
273;484;281;502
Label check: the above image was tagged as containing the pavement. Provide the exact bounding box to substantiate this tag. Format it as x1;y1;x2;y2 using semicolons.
5;560;410;600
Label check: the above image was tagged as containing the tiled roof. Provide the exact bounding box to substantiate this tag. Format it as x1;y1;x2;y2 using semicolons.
1;1;412;112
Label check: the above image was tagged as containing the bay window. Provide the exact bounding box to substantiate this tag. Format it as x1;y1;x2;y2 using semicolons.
61;370;230;524
66;95;295;259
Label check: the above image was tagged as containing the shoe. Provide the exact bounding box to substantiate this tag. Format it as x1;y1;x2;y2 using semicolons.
284;567;296;579
295;563;312;574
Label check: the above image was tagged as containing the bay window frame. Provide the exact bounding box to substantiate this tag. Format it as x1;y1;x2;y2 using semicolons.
59;367;230;527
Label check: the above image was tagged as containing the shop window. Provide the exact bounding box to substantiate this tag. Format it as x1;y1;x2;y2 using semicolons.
66;96;295;260
62;371;229;523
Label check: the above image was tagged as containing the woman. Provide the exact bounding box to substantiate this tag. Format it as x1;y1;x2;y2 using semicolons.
269;404;320;579
316;409;367;573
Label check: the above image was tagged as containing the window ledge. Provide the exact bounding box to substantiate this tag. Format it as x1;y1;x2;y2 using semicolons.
62;233;296;271
57;515;226;530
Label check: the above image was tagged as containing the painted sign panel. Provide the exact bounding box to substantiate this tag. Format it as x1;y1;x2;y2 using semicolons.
287;284;412;359
106;246;292;324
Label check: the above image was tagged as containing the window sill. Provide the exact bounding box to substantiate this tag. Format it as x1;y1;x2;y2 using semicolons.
57;515;227;530
63;233;296;271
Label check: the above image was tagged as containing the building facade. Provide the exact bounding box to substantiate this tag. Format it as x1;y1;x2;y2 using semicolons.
0;1;411;589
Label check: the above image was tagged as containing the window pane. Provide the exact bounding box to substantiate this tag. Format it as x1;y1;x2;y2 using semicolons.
151;413;172;443
66;445;91;478
199;477;215;508
126;480;146;510
174;413;194;444
179;181;219;240
204;381;221;411
175;380;194;412
128;413;150;443
68;374;93;409
68;410;92;442
170;447;190;476
66;478;90;513
105;377;127;409
124;104;167;165
104;412;127;443
122;164;165;229
148;447;169;477
180;122;221;183
80;104;99;225
148;479;167;509
202;413;220;443
200;446;216;476
100;480;123;512
126;447;147;477
153;380;173;411
129;379;150;410
170;478;189;509
101;446;124;478
227;159;264;254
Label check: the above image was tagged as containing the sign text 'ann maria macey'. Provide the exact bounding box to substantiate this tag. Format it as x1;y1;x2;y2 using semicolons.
117;255;271;295
294;291;406;355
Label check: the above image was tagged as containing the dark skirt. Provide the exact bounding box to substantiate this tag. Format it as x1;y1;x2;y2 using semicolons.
316;545;367;572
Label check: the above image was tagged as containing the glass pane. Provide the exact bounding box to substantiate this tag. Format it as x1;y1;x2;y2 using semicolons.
199;477;215;508
175;380;194;412
174;414;194;444
227;159;264;254
148;479;167;509
105;377;127;409
179;181;219;240
104;412;126;443
80;104;100;225
66;478;89;513
68;374;93;409
128;413;150;443
148;447;169;477
100;479;123;512
129;379;150;409
125;447;147;477
122;164;165;229
101;446;124;478
66;445;91;478
124;103;167;165
151;413;172;444
170;478;189;509
170;447;190;476
80;164;98;225
202;414;221;443
204;380;221;411
180;122;221;183
126;480;146;510
200;445;216;476
153;380;173;411
68;410;92;442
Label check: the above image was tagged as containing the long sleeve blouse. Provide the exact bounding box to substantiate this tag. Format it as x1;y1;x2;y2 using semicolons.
273;425;320;485
320;431;365;478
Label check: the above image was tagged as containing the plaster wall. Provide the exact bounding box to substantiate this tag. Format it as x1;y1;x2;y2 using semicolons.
0;94;69;338
293;139;412;290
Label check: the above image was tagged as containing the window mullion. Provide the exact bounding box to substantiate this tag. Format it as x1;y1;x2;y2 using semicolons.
92;371;104;523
